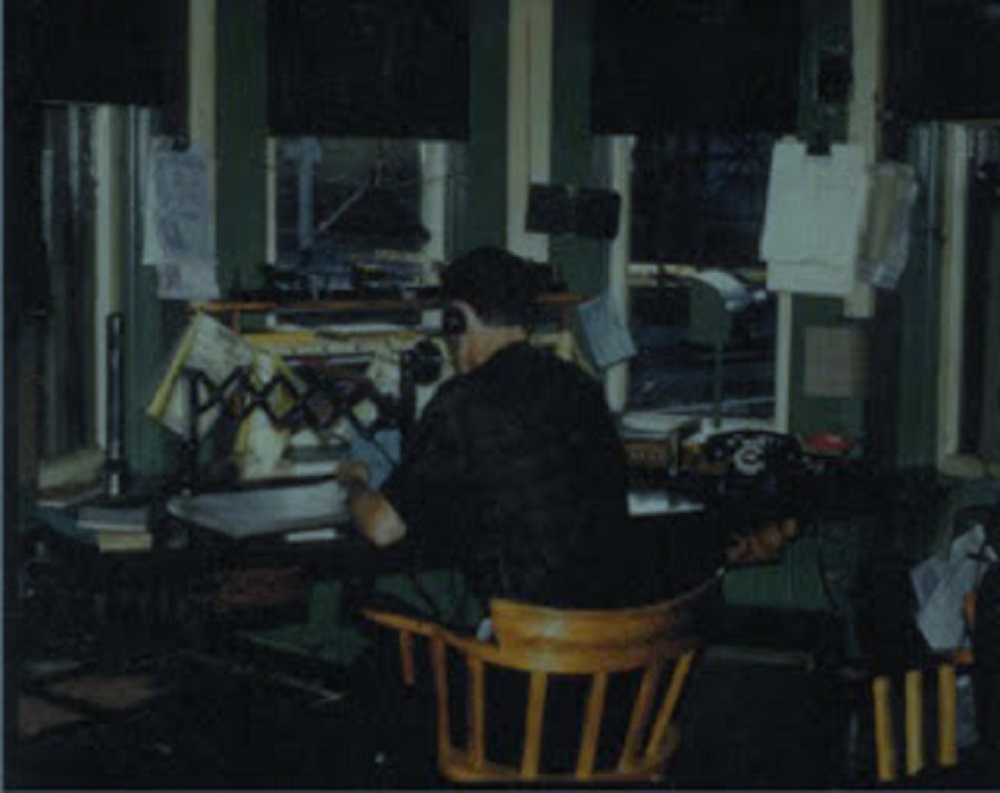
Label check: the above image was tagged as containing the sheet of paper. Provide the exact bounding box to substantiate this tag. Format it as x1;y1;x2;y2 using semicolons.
147;313;256;437
77;505;150;533
142;139;219;300
915;556;984;651
576;290;636;369
761;139;871;296
143;139;215;267
912;526;996;651
621;411;700;438
166;480;350;539
858;162;919;290
627;490;704;517
155;262;220;301
910;555;949;607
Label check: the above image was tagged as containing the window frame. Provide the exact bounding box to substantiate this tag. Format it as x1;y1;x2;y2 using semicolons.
36;105;123;491
937;122;1000;478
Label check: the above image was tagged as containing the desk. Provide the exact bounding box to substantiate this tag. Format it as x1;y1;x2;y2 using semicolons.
162;481;360;660
30;482;361;665
164;479;458;666
27;505;201;661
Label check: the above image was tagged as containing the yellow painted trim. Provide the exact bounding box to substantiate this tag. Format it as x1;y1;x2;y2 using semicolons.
507;0;552;262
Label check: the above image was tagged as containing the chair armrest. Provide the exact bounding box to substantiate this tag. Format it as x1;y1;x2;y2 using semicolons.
359;606;437;638
360;605;441;687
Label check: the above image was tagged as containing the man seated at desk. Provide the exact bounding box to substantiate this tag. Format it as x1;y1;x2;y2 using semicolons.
342;245;793;633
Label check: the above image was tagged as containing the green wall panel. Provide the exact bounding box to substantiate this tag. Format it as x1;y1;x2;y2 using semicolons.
894;125;943;467
551;0;605;296
216;0;268;295
453;0;508;254
122;109;185;480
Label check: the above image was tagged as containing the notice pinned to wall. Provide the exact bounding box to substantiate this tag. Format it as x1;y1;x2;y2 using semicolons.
576;290;636;369
142;138;220;300
761;138;871;297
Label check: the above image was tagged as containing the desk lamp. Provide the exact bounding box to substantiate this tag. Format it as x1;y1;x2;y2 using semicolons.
687;270;753;428
100;312;130;501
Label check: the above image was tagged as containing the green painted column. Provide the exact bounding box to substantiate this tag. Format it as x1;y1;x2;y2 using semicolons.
122;108;185;481
785;1;865;440
216;0;268;295
893;125;943;467
551;0;605;296
453;0;508;254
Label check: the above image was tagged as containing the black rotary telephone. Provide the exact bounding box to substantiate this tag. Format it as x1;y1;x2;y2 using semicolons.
700;430;804;480
693;430;807;519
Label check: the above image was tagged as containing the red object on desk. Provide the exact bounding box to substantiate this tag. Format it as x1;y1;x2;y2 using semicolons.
801;432;856;456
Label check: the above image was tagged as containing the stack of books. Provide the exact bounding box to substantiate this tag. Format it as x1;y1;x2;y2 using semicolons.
76;505;153;553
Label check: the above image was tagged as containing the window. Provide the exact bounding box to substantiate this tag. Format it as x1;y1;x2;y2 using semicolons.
270;137;462;296
39;104;100;465
939;123;1000;474
610;132;779;421
37;104;152;489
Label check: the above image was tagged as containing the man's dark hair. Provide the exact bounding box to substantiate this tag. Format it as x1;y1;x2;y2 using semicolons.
441;246;541;328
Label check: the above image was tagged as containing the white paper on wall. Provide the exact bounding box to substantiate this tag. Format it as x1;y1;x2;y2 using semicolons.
142;138;219;300
761;139;871;297
155;262;220;301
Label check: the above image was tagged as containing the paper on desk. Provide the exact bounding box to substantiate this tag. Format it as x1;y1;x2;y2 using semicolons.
166;480;349;539
627;490;703;517
577;290;636;369
148;313;252;436
912;525;996;651
233;352;297;479
621;411;700;438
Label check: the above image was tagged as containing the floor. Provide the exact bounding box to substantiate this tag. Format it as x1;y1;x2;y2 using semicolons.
4;584;1000;790
8;610;1000;790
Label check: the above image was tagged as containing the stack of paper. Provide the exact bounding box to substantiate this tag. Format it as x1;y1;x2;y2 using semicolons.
77;505;153;553
166;480;349;540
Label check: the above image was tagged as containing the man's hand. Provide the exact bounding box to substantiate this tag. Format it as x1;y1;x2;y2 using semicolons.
337;459;370;488
337;459;407;548
724;518;798;567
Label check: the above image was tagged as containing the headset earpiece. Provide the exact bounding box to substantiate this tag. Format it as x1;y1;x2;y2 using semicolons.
442;304;468;336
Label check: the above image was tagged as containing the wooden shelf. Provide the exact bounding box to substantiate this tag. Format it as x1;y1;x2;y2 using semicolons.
193;293;586;332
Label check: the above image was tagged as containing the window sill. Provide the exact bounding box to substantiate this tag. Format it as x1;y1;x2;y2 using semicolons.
38;448;104;492
937;453;1000;480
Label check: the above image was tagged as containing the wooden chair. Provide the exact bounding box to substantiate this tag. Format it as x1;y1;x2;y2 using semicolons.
361;577;716;785
870;593;978;783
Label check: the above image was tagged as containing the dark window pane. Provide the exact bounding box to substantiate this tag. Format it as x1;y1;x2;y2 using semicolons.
629;131;775;266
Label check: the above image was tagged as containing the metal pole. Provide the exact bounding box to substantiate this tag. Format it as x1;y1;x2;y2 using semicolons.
102;311;129;500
